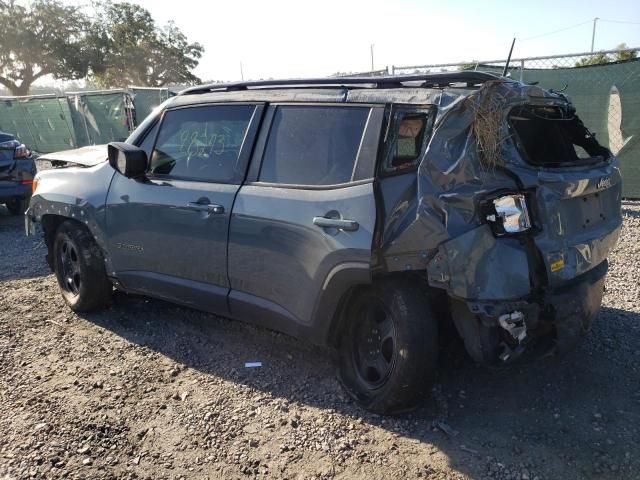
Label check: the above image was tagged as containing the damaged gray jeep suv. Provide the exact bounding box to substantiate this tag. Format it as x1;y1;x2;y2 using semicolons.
26;73;622;414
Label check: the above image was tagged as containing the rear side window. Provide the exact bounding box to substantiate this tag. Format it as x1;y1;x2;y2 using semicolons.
259;106;370;186
149;105;254;183
383;109;433;174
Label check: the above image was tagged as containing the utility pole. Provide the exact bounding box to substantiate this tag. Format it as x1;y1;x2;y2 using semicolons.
240;62;244;81
370;44;375;72
591;17;599;52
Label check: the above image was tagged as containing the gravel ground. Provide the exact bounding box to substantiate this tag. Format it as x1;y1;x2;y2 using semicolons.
1;197;638;480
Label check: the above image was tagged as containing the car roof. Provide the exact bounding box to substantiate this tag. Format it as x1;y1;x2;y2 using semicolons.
179;72;499;95
168;72;500;108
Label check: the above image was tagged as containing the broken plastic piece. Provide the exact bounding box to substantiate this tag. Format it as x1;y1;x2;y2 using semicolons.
498;342;526;362
492;195;531;234
498;311;527;343
245;362;262;368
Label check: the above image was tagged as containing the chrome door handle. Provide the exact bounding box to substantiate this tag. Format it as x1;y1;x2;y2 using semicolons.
313;216;359;231
187;202;225;214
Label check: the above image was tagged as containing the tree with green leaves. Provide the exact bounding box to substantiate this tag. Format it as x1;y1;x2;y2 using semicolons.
575;43;638;67
0;0;92;96
613;44;638;62
91;2;204;88
0;0;204;95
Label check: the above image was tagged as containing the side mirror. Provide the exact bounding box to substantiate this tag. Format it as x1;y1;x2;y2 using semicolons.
107;142;148;178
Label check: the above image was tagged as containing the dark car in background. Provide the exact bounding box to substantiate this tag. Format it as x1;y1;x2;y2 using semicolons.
0;132;35;215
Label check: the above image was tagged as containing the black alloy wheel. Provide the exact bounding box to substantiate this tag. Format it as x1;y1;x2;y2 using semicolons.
58;237;82;295
351;300;398;389
338;277;439;415
52;221;112;311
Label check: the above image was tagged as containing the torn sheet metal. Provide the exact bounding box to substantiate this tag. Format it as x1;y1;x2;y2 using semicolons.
378;79;622;308
426;225;530;300
498;311;527;343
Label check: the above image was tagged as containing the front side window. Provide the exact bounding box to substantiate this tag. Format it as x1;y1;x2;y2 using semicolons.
259;105;370;186
149;105;254;183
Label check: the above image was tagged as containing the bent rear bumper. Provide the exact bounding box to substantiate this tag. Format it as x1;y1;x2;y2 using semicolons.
448;260;608;364
545;259;608;351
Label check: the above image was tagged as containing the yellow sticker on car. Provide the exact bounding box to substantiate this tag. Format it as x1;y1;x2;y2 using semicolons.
550;258;565;272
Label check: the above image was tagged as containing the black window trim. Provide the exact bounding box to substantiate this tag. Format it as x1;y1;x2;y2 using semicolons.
129;117;159;149
134;119;160;156
248;102;383;190
144;102;265;185
378;104;436;178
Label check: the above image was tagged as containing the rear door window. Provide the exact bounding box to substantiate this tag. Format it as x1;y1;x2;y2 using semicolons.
150;105;255;183
258;105;370;186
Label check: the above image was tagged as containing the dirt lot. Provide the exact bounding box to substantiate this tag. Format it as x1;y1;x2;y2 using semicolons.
1;199;639;480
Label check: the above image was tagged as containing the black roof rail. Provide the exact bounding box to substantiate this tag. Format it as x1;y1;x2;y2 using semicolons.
177;71;501;96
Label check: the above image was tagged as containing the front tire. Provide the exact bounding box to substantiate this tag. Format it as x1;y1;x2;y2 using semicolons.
53;221;112;312
338;277;438;414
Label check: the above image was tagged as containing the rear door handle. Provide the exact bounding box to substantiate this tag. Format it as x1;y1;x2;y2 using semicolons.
187;202;225;214
313;216;359;232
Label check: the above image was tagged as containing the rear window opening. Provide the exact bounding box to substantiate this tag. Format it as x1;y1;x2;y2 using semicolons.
508;105;610;167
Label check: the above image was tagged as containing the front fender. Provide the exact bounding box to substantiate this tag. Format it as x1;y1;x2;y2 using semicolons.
28;162;116;273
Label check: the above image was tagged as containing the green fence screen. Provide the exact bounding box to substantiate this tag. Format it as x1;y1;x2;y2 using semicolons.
131;87;171;122
67;91;133;146
0;87;169;154
0;71;638;196
0;96;76;152
481;58;640;197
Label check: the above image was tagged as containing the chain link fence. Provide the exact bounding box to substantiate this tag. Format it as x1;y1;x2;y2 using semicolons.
388;47;640;197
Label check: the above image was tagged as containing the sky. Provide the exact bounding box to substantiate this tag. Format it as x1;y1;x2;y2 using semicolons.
73;0;640;82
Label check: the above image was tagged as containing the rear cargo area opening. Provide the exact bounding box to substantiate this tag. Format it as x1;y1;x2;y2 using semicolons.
509;105;610;166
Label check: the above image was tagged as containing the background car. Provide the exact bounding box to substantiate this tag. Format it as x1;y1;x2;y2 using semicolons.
0;132;36;215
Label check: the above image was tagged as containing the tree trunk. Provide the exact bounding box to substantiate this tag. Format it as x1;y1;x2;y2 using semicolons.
10;82;31;96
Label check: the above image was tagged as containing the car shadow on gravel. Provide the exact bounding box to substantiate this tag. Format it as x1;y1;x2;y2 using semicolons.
75;291;640;479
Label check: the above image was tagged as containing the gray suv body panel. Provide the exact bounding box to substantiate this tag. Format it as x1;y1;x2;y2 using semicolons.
228;182;376;338
105;175;238;313
28;162;116;270
104;103;266;314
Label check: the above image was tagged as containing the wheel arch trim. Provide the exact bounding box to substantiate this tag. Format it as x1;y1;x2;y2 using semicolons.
34;202;112;274
310;261;372;346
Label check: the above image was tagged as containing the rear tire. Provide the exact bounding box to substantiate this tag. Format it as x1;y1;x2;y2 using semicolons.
52;221;112;312
5;197;28;216
338;277;438;415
